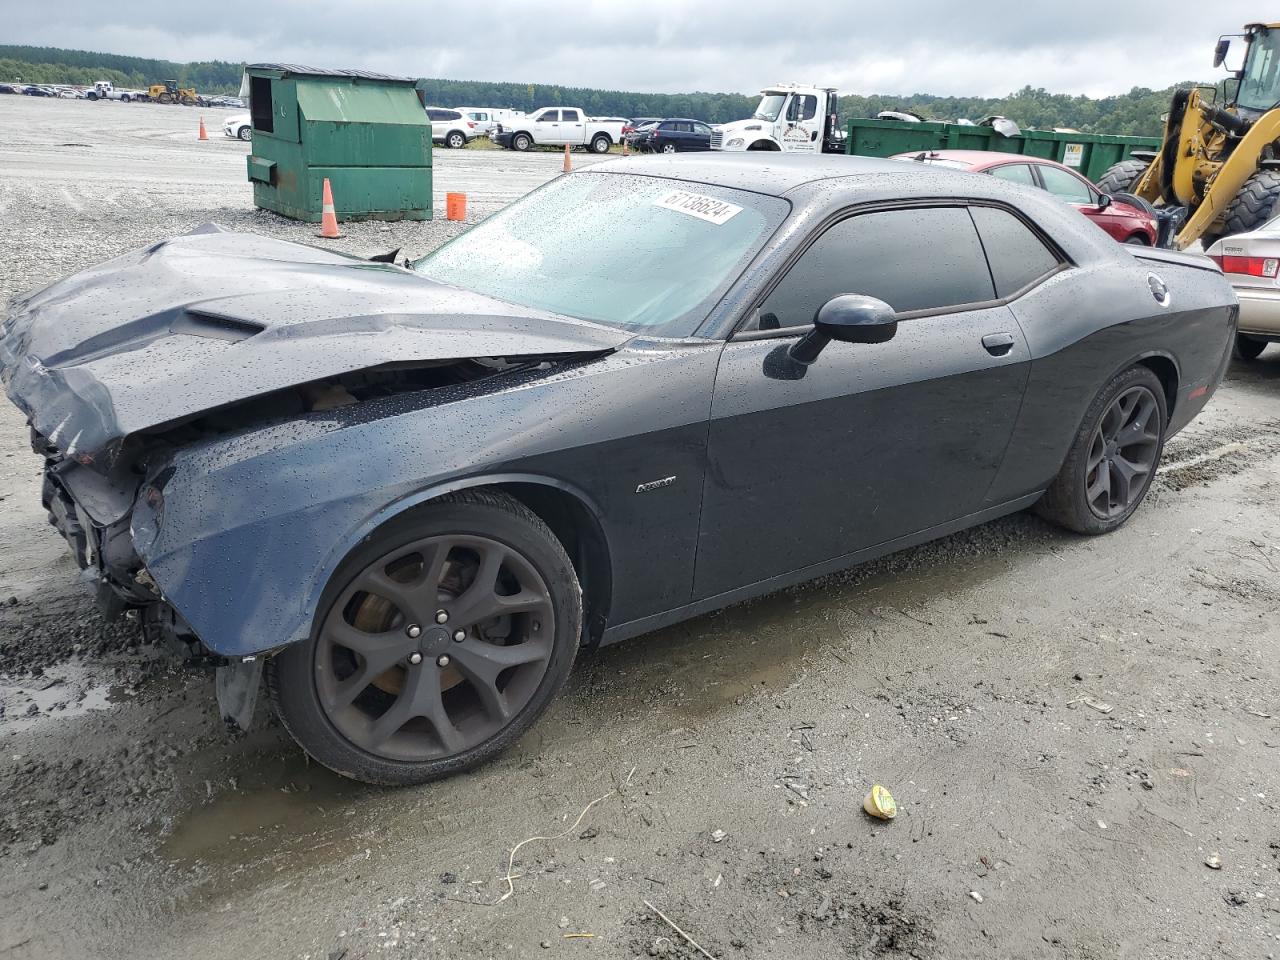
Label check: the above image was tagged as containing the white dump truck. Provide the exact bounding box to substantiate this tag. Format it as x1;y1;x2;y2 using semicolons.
711;83;845;153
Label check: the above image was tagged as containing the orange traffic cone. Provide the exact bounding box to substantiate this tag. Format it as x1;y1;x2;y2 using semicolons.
317;178;342;238
563;143;572;172
198;116;208;140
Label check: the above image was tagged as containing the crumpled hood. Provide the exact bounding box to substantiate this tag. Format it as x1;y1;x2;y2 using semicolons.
1;224;631;464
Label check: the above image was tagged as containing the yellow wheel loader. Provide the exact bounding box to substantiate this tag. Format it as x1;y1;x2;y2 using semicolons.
1097;22;1280;249
148;79;197;106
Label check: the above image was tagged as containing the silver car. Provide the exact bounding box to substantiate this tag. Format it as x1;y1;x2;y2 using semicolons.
1207;222;1280;359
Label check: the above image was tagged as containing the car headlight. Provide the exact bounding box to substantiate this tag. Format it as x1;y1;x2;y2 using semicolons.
726;138;744;148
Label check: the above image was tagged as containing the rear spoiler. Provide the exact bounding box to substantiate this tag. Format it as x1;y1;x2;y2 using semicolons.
1128;245;1222;274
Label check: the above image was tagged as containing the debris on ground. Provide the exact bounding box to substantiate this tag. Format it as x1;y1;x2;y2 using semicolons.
863;784;897;820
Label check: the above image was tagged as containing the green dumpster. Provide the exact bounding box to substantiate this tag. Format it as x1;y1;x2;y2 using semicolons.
844;118;1160;183
244;63;432;222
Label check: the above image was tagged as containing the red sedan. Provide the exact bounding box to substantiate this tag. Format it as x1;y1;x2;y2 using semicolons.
889;149;1158;246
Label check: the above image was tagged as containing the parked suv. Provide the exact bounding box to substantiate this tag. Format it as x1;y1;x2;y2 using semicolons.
425;108;478;149
632;118;713;153
890;149;1158;245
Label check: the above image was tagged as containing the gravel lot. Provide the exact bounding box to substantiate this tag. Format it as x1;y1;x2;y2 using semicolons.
1;95;1279;960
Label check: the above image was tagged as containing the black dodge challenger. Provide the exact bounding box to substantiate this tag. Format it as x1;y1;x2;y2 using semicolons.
1;154;1237;784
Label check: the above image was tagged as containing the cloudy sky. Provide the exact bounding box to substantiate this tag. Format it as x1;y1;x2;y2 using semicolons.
6;1;1269;97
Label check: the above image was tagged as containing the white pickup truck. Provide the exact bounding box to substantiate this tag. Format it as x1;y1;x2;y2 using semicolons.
492;108;623;154
84;80;142;103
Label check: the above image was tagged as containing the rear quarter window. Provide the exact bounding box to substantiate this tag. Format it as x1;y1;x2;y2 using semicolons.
970;206;1064;297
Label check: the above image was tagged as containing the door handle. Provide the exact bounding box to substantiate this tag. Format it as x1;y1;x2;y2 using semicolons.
981;332;1016;356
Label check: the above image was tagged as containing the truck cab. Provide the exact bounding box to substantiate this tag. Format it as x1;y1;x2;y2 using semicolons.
711;83;843;153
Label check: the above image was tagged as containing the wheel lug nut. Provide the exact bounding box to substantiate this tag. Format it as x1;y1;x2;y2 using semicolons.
405;624;422;638
436;654;451;667
408;652;423;665
452;629;466;643
435;610;448;624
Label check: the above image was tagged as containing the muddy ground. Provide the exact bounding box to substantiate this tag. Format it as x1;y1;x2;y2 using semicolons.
0;96;1278;960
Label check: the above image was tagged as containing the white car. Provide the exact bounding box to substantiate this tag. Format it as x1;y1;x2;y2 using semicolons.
457;108;498;136
222;113;252;142
1206;220;1280;360
424;108;478;148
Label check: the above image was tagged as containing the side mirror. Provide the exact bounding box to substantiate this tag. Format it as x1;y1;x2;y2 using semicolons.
1214;38;1230;69
1097;193;1113;210
788;295;897;365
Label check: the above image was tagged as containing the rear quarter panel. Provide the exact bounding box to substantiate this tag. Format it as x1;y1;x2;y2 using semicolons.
984;251;1235;505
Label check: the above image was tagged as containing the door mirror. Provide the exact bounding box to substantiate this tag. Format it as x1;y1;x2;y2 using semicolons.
1213;38;1230;69
788;295;897;364
1096;192;1113;210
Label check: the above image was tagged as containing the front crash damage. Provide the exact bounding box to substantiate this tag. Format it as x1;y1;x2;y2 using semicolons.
1;224;630;726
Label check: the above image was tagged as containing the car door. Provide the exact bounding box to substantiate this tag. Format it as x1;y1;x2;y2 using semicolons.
694;204;1034;599
531;109;560;142
781;93;823;152
1036;165;1119;239
559;108;585;144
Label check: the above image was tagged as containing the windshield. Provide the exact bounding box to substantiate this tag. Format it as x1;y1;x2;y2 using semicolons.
1238;28;1280;111
754;94;786;121
414;173;787;336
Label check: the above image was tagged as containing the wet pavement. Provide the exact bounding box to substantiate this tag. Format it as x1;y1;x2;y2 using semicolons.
1;96;1279;960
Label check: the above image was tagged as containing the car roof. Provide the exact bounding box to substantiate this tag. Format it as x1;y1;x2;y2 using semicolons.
593;153;921;196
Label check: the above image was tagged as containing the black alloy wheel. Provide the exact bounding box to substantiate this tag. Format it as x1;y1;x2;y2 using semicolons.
269;491;581;785
1083;385;1161;521
1037;365;1167;535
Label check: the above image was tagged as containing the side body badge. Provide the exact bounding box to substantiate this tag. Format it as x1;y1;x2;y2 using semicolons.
635;476;677;494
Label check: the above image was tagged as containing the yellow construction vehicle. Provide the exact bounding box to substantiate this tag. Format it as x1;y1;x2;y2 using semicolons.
148;79;197;106
1097;22;1280;249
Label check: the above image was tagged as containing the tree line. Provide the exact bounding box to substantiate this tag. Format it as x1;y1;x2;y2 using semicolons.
1;45;1201;138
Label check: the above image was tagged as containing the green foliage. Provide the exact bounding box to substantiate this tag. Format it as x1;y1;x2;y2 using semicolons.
0;45;244;92
1;45;1205;136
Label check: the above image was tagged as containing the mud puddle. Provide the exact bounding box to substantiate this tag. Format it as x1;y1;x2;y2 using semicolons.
0;662;122;733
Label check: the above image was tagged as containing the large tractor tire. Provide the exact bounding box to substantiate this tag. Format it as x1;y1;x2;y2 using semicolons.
1096;159;1149;197
1218;171;1280;240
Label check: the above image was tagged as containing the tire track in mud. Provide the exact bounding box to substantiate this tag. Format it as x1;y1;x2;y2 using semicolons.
1157;417;1280;492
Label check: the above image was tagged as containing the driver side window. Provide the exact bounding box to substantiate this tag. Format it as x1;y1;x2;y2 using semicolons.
754;206;996;329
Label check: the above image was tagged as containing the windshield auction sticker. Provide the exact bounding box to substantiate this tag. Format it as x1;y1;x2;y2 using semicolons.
654;190;742;225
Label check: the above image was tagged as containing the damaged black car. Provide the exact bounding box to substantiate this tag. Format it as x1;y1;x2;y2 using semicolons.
1;155;1238;784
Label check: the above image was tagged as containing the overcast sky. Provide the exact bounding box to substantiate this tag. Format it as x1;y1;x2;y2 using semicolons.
6;1;1269;98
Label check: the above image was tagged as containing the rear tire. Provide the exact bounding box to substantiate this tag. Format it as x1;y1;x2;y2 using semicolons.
1234;334;1268;361
1096;159;1149;197
267;490;582;786
1218;171;1280;241
590;134;611;154
447;131;466;149
1036;366;1167;535
661;142;677;154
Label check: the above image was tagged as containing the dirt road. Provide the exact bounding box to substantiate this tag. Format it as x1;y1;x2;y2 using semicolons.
1;96;1278;960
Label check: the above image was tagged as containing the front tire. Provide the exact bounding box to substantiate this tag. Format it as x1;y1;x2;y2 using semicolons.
1219;171;1280;241
1234;334;1268;361
237;126;252;141
268;491;582;786
512;132;532;152
1036;366;1167;535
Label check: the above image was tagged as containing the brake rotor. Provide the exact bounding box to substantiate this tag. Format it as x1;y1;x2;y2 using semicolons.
350;590;465;697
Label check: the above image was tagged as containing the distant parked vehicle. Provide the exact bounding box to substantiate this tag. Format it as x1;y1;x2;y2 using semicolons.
0;84;18;95
491;107;622;153
1205;217;1280;359
222;112;252;141
890;149;1159;246
623;118;660;137
85;81;140;102
457;109;499;135
632;118;713;153
424;108;478;148
22;85;56;97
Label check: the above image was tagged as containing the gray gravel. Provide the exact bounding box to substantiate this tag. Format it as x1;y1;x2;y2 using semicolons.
1;96;1279;960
